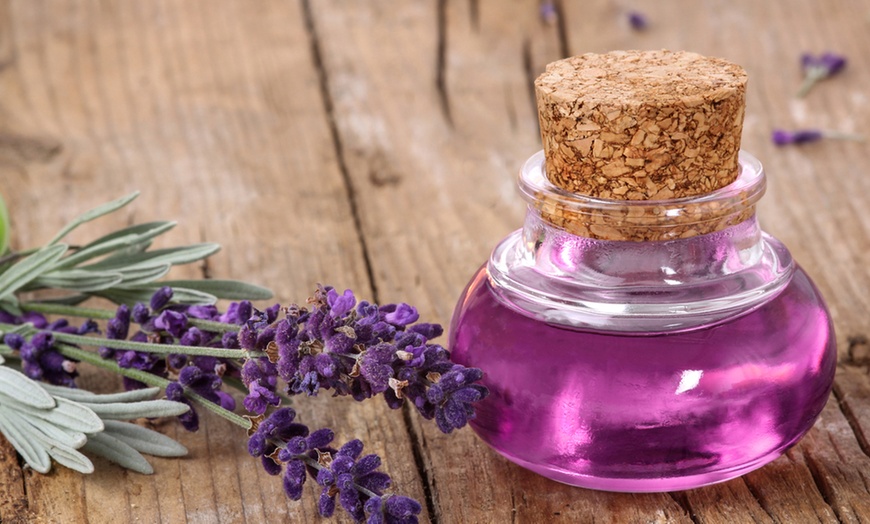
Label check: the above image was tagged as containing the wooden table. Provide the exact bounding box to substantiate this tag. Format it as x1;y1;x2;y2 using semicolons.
2;1;869;522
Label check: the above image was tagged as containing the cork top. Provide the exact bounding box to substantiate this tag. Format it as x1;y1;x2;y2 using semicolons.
535;50;747;201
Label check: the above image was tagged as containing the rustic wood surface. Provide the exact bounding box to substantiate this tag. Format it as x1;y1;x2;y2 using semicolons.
1;0;869;522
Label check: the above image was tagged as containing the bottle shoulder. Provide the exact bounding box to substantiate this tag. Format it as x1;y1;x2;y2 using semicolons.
485;222;799;333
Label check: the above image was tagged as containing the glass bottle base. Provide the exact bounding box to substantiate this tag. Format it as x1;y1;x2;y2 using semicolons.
449;266;836;492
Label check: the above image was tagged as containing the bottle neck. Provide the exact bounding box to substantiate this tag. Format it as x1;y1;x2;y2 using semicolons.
487;151;794;334
524;209;765;287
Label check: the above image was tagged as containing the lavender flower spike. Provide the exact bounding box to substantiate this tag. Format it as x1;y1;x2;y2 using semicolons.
797;51;847;97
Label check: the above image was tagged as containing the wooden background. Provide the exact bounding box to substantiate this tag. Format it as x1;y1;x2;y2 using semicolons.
1;0;869;522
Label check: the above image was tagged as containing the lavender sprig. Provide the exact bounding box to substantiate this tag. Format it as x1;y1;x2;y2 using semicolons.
0;193;463;523
772;128;864;146
2;285;486;523
248;407;422;523
797;52;847;97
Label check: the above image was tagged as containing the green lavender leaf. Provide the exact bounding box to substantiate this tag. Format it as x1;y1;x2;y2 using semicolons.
0;295;21;315
40;384;162;404
80;399;190;420
0;405;51;473
53;221;176;269
15;411;87;449
113;263;171;286
0;244;68;300
0;366;56;409
30;269;125;292
83;431;154;474
156;279;274;300
95;286;217;306
6;396;106;433
2;408;94;474
102;420;187;457
35;437;94;474
86;243;220;271
46;192;140;246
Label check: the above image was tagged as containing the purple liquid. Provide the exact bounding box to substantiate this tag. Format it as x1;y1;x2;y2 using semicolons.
449;266;836;492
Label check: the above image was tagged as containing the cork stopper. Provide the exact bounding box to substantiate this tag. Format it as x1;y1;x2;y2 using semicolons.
535;50;747;201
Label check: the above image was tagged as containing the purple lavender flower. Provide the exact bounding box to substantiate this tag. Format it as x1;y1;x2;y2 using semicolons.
177;365;235;411
150;286;174;311
100;304;131;358
315;440;384;521
628;11;648;31
427;365;487;433
153;310;187;338
247;407;314;475
7;321;83;386
798;52;847;97
165;381;199;431
364;495;424;524
244;380;280;414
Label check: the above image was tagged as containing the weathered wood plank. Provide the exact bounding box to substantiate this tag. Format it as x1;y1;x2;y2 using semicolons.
0;0;424;522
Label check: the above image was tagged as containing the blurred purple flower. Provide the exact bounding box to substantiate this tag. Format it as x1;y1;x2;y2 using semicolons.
798;52;847;97
540;1;557;25
772;129;824;146
628;11;648;31
772;128;864;146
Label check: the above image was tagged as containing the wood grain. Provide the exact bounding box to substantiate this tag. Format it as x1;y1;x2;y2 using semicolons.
0;0;869;522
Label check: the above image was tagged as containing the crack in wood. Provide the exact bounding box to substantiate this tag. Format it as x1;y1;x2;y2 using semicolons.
521;38;539;137
504;84;517;132
553;0;570;58
668;491;699;524
469;0;479;32
300;0;379;301
401;406;440;524
802;450;846;524
436;0;454;127
740;477;778;523
832;382;870;460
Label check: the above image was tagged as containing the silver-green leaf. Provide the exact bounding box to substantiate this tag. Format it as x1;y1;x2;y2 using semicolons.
18;396;105;433
41;384;162;404
83;431;154;475
46;192;140;246
156;279;274;300
86;243;220;271
102;420;188;457
0;406;51;473
0;244;68;300
53;221;176;269
0;367;56;409
80;399;190;420
31;269;125;292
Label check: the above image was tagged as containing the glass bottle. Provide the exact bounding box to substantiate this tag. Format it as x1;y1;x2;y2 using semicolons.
448;52;837;492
